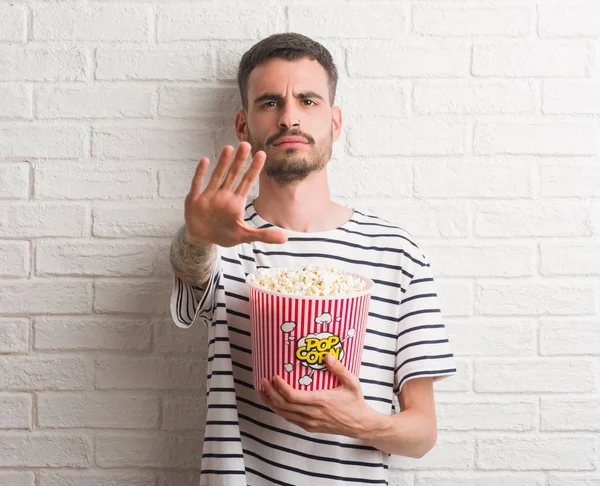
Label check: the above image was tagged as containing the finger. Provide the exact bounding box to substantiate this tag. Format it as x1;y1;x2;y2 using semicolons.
262;381;316;427
258;390;273;408
204;145;235;191
325;353;359;390
264;377;315;414
245;227;288;245
262;377;286;407
272;375;318;406
234;150;266;197
220;142;252;191
188;157;210;197
261;378;290;412
283;415;321;433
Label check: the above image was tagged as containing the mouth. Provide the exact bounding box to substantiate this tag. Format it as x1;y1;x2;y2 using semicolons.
273;141;309;148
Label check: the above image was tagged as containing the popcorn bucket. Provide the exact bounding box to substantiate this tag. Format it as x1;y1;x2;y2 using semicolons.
247;268;373;391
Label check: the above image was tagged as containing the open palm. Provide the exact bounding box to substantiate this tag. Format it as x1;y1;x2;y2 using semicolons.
185;142;288;248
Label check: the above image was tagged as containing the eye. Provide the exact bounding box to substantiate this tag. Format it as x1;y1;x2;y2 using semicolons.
262;101;277;108
303;99;317;106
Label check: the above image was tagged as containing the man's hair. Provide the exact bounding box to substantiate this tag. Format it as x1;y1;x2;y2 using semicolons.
237;32;338;111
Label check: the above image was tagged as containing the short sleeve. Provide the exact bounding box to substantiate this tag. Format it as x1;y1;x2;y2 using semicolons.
393;256;457;394
170;254;221;329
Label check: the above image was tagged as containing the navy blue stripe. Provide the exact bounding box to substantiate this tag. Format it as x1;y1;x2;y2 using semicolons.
228;325;251;337
401;293;437;305
366;328;396;340
221;255;242;266
200;469;245;474
250;249;413;274
337;226;418;247
246;466;295;486
227;309;250;319
230;343;250;354
371;295;400;305
207;370;234;380
232;360;253;372
364;345;395;356
372;278;405;290
224;273;247;284
398;324;446;338
202;437;242;443
196;268;219;315
234;378;255;390
175;277;185;325
237;396;273;414
396;339;450;356
360;361;395;372
369;312;397;323
202;453;244;459
360;378;393;387
185;283;194;323
244;212;258;222
237;412;378;451
398;309;440;322
240;430;386;468
350;219;402;230
207;387;236;394
208;337;229;346
285;237;425;265
242;448;388;484
364;395;393;404
177;278;189;325
225;290;249;302
394;354;455;375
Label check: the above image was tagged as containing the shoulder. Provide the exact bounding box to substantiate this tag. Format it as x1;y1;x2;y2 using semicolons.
348;209;431;271
350;209;420;249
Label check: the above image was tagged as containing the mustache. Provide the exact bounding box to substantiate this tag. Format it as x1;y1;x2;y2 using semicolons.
267;129;315;146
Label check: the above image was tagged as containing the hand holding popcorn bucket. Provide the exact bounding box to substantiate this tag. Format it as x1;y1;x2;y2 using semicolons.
246;266;374;391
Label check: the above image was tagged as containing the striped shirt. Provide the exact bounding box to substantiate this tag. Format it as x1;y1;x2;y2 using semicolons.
170;200;457;486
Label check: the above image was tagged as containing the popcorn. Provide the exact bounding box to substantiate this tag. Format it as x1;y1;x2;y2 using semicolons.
248;265;367;297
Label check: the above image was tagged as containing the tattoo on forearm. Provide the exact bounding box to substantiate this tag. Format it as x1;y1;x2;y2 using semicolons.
170;226;217;286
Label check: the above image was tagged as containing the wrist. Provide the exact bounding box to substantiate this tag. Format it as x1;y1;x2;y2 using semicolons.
184;228;212;247
356;408;391;442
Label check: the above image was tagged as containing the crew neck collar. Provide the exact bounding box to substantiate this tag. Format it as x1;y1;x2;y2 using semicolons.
245;199;356;237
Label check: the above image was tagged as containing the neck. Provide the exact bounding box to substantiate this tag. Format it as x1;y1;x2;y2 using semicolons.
253;169;351;233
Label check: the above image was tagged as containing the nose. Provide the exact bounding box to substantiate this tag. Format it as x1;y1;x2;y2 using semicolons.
278;117;301;130
277;104;301;130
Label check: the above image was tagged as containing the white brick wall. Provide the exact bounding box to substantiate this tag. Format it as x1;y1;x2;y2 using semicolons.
0;0;598;483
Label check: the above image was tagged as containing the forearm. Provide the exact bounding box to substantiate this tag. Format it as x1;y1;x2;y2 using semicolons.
169;225;217;287
360;407;437;458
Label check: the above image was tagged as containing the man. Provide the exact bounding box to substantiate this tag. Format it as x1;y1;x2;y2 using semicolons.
169;33;456;485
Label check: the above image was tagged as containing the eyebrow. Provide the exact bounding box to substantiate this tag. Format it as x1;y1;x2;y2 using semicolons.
253;91;325;105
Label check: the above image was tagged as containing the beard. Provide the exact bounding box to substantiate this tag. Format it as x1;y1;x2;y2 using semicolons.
247;128;333;185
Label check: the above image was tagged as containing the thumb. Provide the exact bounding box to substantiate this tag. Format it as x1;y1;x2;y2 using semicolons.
250;228;288;245
325;353;357;389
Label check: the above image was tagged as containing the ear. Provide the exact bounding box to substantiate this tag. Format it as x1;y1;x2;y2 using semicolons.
235;109;249;142
331;106;342;142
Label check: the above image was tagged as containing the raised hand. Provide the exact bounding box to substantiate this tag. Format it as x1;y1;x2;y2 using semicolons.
184;142;288;248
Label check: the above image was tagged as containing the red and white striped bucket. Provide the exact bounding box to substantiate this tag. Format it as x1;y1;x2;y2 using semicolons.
247;269;373;391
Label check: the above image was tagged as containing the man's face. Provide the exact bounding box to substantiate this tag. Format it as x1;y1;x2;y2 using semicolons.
238;57;341;185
